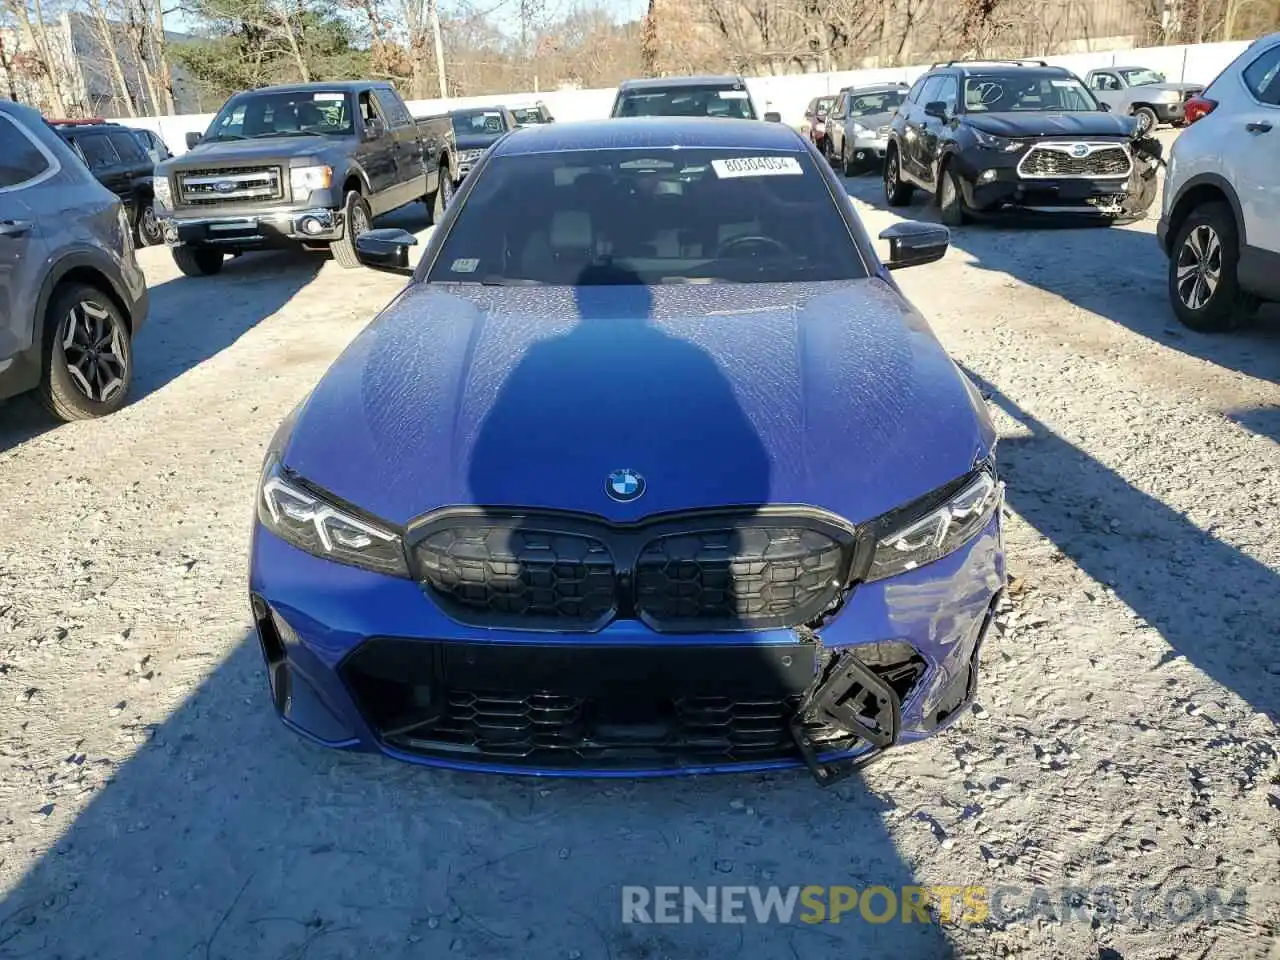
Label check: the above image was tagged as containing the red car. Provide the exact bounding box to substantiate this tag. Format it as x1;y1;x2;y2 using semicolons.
804;94;837;153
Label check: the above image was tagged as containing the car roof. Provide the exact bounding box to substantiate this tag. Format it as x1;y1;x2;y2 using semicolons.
493;117;803;157
845;83;910;93
935;62;1072;77
618;75;746;91
1107;65;1158;72
236;80;389;96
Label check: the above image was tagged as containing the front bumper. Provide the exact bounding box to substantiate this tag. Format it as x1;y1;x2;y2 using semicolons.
159;205;345;248
248;511;1005;782
1153;100;1185;124
963;170;1133;215
851;134;889;165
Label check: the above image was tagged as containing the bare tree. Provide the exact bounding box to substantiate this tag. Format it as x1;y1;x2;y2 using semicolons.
0;0;69;112
86;0;138;114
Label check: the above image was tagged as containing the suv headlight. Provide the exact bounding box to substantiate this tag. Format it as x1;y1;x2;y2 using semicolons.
257;457;409;577
851;122;868;136
865;470;1003;582
973;129;1022;152
290;164;333;196
152;175;172;208
459;148;484;163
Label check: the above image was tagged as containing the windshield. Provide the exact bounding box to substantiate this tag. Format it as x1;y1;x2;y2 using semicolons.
453;109;509;135
963;74;1100;112
205;90;353;140
426;148;864;286
812;96;835;117
848;90;907;117
510;107;548;125
614;86;756;120
1119;68;1165;87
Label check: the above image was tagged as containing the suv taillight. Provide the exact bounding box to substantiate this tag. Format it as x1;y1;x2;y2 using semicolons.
1183;96;1217;124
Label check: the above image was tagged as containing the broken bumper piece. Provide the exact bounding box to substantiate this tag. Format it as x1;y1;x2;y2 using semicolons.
791;650;902;786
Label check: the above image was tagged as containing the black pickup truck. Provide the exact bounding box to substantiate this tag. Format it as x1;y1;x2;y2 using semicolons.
153;81;456;275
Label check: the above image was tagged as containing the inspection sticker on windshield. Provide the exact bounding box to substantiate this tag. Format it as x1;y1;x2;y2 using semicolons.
718;90;750;99
451;258;479;273
711;156;803;178
314;93;345;101
1050;80;1077;87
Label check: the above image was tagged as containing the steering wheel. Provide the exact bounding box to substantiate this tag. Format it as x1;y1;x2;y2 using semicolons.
714;234;789;259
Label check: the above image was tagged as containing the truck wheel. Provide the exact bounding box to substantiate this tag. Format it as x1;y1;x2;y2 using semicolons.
172;245;224;277
884;147;913;206
39;282;133;421
432;171;455;224
332;190;370;269
135;205;163;247
1133;106;1158;135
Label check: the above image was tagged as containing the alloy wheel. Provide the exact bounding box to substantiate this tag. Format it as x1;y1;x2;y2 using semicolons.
61;300;127;403
885;156;897;197
351;203;370;237
441;174;453;208
1175;224;1221;310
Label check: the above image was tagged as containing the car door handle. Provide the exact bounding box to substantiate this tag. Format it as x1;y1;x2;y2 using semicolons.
1246;121;1273;133
0;219;32;238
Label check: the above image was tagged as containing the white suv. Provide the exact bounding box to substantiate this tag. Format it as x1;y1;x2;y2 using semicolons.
1158;32;1280;331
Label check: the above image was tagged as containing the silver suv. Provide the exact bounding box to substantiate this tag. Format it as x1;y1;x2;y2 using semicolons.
0;100;148;419
1158;32;1280;331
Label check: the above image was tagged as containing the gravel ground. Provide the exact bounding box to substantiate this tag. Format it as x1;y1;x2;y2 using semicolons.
1;137;1278;960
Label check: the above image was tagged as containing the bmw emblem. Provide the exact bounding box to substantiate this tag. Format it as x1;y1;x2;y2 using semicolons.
606;468;645;503
1069;143;1089;158
213;180;236;194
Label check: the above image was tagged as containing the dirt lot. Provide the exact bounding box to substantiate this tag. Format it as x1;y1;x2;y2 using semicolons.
1;142;1278;960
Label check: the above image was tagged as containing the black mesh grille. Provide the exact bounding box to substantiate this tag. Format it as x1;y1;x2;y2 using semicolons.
414;526;616;624
635;527;844;627
410;512;855;632
341;637;931;770
1019;146;1130;178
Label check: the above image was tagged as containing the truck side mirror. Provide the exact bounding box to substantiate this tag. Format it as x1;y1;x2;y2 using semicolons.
364;117;385;141
764;111;782;123
185;131;202;149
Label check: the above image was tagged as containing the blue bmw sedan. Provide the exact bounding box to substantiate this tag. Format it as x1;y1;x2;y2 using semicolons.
249;118;1005;785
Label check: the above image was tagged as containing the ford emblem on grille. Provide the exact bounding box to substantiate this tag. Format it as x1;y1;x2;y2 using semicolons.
213;180;237;194
606;469;645;502
1069;143;1089;158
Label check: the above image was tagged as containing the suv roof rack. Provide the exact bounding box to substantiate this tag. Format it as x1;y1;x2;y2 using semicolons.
930;58;1051;69
46;117;114;126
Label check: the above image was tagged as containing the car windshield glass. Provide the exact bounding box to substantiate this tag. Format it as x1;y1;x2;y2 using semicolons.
207;91;353;139
963;74;1099;112
1119;68;1165;86
615;87;756;119
812;96;835;116
453;109;508;134
847;90;907;117
426;148;865;286
510;107;546;124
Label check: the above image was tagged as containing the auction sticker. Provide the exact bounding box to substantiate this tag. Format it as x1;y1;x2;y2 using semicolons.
711;156;803;178
451;258;480;273
718;90;750;99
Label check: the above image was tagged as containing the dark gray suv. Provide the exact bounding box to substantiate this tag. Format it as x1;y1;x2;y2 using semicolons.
0;101;149;421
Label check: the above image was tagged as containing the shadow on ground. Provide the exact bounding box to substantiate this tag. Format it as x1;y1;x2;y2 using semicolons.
961;362;1279;723
842;172;1280;387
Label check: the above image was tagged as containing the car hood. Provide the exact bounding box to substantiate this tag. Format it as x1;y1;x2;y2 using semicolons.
283;280;995;527
168;135;339;168
851;110;897;130
456;132;504;150
965;111;1136;138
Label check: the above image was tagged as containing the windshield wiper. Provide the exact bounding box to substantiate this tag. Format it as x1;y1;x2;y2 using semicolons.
208;134;247;141
479;276;543;286
252;130;324;139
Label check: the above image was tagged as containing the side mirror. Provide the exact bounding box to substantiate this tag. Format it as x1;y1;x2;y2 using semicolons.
546;116;555;123
878;221;950;270
185;131;202;149
364;117;385;141
924;101;949;121
763;111;782;123
354;227;418;274
1097;101;1112;112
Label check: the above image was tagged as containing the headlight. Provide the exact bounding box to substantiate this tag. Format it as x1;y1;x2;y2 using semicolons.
153;175;172;207
257;457;409;577
459;148;484;163
865;471;1003;582
972;129;1022;152
290;164;333;195
852;122;868;136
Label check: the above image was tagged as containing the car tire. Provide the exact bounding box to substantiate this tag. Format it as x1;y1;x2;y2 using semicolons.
172;245;224;277
938;162;969;227
332;190;371;269
1133;106;1158;135
1168;202;1249;332
38;282;133;422
884;147;913;206
432;169;455;224
135;205;163;247
841;142;856;177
